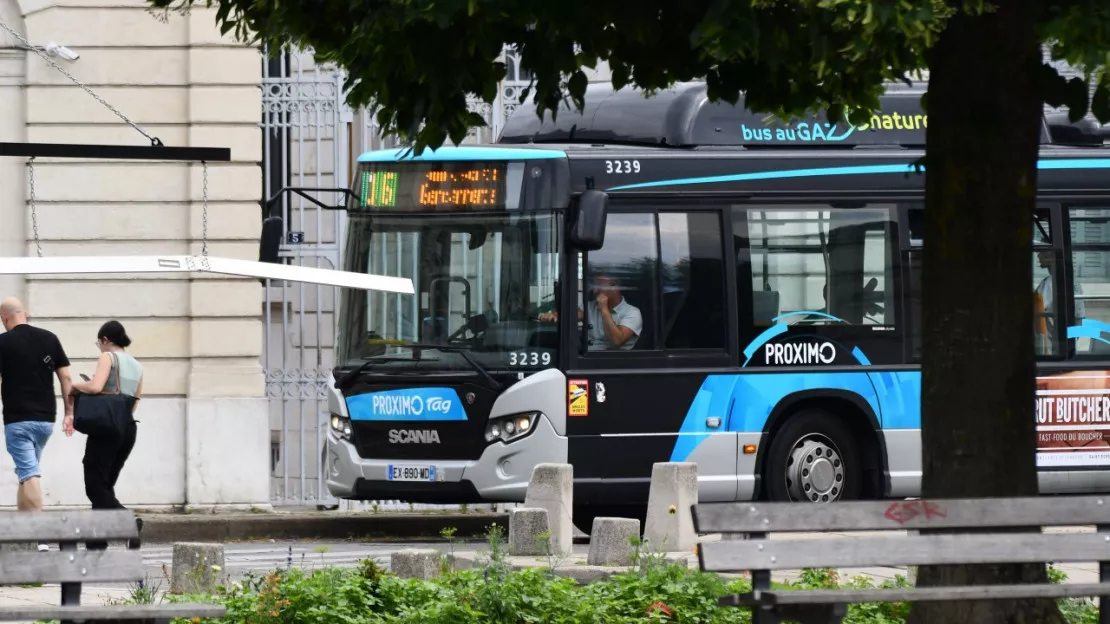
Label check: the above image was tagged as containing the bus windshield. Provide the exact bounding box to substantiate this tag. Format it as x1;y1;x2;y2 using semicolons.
336;212;561;373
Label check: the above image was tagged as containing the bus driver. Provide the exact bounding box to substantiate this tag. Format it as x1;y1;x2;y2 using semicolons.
538;272;643;350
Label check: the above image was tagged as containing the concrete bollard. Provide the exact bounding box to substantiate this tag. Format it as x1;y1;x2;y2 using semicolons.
508;507;551;556
643;462;698;553
390;549;441;579
523;463;573;555
170;542;226;594
587;517;639;566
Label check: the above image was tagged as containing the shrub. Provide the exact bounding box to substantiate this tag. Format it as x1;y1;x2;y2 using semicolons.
156;560;1100;624
102;528;1094;624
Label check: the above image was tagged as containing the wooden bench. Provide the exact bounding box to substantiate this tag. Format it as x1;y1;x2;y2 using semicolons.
693;495;1110;624
0;509;225;623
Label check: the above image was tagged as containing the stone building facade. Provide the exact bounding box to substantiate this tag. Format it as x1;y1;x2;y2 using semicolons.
0;0;267;510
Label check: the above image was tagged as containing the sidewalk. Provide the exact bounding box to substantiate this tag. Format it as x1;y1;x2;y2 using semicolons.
447;544;1101;586
0;585;132;624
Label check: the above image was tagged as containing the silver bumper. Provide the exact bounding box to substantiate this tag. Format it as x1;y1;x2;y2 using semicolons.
324;413;568;502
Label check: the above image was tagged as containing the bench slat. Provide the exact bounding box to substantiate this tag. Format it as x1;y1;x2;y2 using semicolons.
699;532;1110;571
0;510;138;542
0;603;226;621
748;582;1110;606
0;550;142;584
693;496;1110;534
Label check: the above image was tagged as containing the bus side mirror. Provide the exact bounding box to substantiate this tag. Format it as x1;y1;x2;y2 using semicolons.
570;190;608;251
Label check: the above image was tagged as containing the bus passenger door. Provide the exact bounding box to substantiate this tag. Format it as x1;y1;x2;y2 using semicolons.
566;207;738;510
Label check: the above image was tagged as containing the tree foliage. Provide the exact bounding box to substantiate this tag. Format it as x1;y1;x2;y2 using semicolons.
148;0;1110;150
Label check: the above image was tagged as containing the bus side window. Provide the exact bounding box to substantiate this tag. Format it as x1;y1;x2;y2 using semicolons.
746;206;894;328
582;213;658;352
1066;207;1110;358
658;212;727;349
907;207;1062;359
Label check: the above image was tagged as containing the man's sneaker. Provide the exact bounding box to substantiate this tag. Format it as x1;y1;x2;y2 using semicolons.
37;543;49;552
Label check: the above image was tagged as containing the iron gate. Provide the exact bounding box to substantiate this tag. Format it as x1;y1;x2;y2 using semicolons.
261;47;536;510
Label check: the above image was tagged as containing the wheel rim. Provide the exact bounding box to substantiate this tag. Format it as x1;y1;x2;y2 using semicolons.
783;433;845;502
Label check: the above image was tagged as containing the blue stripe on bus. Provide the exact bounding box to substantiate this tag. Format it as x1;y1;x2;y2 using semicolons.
668;370;922;463
357;146;567;163
610;158;1110;191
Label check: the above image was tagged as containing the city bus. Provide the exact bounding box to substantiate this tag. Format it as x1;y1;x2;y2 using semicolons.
322;81;1110;531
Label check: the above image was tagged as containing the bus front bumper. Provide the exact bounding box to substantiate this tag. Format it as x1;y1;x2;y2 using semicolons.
324;415;568;504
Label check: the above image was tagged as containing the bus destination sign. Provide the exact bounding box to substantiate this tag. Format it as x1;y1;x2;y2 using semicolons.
359;162;509;211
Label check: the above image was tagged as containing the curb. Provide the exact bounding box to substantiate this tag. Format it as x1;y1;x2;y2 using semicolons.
138;512;509;543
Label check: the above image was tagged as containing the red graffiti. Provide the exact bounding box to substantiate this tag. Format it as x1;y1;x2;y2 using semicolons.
884;500;948;525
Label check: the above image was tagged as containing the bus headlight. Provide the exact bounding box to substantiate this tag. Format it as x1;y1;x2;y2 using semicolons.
485;412;540;444
330;414;352;440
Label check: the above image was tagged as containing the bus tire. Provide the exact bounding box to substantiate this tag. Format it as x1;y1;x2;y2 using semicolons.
572;504;648;536
763;409;862;503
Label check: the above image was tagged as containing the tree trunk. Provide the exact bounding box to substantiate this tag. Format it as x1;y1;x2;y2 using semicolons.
906;2;1064;624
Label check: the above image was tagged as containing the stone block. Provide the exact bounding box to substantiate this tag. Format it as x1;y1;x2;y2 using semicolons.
185;399;269;505
587;517;639;566
508;507;551;556
390;549;440;579
170;542;226;594
523;463;573;556
643;462;698;553
189;319;264;358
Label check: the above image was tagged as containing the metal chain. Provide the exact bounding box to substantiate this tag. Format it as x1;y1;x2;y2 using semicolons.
201;161;209;257
27;159;42;258
0;16;160;147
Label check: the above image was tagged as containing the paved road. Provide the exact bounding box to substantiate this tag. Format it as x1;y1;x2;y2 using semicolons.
133;540;459;584
7;539;591;606
138;539;605;579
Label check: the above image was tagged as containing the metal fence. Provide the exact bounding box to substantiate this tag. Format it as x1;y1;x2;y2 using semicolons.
260;47;539;510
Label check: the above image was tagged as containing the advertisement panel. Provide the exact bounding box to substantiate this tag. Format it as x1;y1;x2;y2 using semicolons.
1036;370;1110;468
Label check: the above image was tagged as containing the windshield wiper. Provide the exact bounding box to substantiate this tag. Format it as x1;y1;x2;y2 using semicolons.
406;343;503;392
335;357;415;390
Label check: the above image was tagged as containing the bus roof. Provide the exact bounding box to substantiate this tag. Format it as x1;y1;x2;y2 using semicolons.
495;81;1110;150
356;145;566;162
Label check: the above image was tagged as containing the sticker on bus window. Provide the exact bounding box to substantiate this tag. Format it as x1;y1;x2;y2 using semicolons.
568;379;589;417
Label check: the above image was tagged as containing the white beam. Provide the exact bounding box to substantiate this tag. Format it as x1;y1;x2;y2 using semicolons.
0;255;415;295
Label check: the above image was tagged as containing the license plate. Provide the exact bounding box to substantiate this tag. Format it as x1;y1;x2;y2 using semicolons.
387;464;436;481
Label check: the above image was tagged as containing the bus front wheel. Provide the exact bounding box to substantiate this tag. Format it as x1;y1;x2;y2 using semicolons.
763;410;862;503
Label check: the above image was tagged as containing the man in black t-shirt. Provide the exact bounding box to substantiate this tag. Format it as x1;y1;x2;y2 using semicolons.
0;297;73;529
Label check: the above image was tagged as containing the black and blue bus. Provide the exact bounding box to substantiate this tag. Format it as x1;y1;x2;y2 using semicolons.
323;82;1110;530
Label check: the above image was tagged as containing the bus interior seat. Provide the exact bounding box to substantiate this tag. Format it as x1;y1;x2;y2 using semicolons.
752;290;781;326
1090;336;1110;354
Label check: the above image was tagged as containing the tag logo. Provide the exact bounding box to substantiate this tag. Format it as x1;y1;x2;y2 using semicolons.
371;394;452;417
